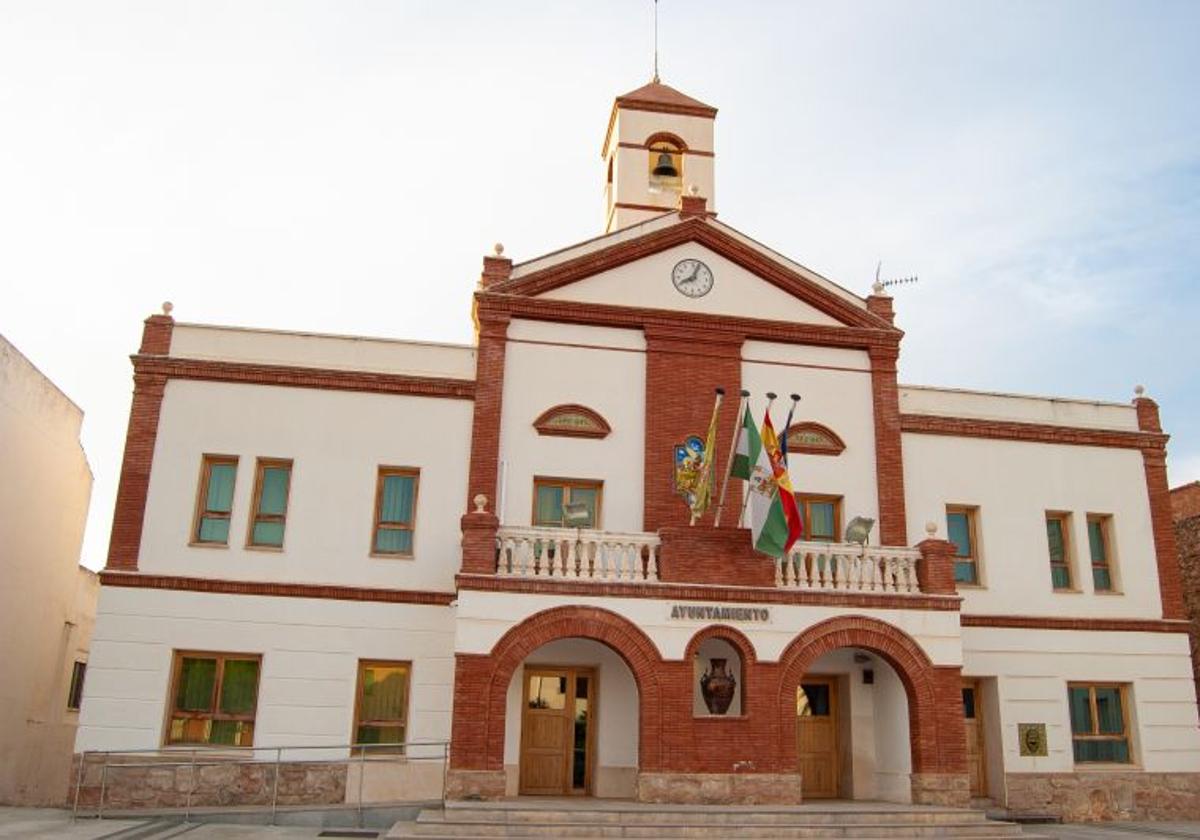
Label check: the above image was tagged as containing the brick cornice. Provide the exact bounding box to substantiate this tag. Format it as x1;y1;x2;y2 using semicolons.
961;614;1190;634
131;355;476;400
455;573;962;611
99;571;456;606
477;294;898;352
491;219;896;332
899;413;1167;451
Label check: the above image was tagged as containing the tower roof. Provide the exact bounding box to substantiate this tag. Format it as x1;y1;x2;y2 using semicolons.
614;80;718;118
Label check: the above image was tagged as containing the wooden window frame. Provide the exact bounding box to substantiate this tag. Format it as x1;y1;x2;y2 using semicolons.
794;493;843;543
245;457;293;551
1045;511;1077;592
1068;682;1133;765
531;476;604;529
190;454;239;547
371;467;420;558
352;659;412;753
67;660;86;711
1087;514;1118;593
946;505;982;587
164;650;262;748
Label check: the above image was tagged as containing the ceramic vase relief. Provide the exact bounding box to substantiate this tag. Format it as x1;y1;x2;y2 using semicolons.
700;657;737;715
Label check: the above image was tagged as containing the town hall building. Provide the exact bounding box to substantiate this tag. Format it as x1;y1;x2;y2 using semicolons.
75;78;1200;823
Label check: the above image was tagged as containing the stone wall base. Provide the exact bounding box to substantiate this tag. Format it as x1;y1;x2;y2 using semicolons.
69;754;346;810
636;772;803;805
1005;772;1200;822
910;772;970;807
444;769;506;801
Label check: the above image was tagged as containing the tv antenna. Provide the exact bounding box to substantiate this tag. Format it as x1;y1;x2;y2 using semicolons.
872;261;919;294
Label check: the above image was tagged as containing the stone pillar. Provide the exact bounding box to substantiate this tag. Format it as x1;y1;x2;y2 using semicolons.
916;528;959;596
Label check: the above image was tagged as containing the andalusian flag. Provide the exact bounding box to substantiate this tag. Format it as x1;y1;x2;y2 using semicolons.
748;409;804;556
729;406;759;481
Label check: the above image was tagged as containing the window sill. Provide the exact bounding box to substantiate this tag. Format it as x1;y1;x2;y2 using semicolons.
1052;588;1083;594
1093;590;1124;596
245;545;285;553
161;744;256;753
955;583;986;590
1072;762;1140;772
370;553;415;560
188;541;230;550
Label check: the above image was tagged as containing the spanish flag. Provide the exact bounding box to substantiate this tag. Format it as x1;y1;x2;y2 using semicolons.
748;409;803;556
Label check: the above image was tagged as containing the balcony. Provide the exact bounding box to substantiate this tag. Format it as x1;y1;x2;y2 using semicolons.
491;526;929;595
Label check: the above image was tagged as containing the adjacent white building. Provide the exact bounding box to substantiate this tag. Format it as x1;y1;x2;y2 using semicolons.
76;80;1200;821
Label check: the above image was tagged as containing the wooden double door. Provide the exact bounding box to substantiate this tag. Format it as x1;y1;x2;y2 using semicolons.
519;666;595;795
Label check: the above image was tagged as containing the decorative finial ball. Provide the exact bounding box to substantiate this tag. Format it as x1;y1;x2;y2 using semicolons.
493;243;504;257
162;301;174;316
473;494;488;514
688;184;700;197
925;521;938;537
1134;384;1145;398
871;280;885;295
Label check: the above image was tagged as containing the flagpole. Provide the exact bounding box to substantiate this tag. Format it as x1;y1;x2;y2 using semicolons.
712;388;749;527
736;392;776;527
781;393;801;468
689;387;724;526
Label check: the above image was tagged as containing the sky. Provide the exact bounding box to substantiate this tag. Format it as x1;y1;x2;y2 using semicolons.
1;1;1197;571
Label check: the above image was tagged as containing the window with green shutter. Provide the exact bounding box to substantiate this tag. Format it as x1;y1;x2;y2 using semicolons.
166;652;261;747
193;456;238;545
1088;515;1114;592
1068;683;1131;763
1046;513;1074;590
946;506;979;585
373;468;419;556
248;458;292;548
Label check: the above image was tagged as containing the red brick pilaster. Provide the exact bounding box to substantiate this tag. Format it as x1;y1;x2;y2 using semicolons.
916;536;958;596
679;193;709;219
643;326;741;531
480;248;512;289
1136;395;1184;619
869;341;908;546
106;313;174;571
465;310;510;514
657;526;774;587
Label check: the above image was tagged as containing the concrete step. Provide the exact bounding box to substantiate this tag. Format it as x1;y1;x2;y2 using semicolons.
387;804;1042;839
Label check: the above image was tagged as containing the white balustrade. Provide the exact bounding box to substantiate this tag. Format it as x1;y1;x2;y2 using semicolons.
495;526;660;583
777;541;922;594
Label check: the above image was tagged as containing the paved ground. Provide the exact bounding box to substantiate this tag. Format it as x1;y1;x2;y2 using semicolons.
6;807;1200;839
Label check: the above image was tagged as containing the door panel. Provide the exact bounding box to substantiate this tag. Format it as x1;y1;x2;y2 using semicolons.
963;680;986;797
519;667;595;795
797;678;838;799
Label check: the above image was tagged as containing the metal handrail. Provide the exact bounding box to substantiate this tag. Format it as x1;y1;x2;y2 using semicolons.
72;739;450;826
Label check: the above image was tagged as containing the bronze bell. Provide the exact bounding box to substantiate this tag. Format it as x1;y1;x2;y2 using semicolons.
651;151;678;178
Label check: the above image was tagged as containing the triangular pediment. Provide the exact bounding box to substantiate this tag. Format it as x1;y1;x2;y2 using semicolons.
491;216;892;331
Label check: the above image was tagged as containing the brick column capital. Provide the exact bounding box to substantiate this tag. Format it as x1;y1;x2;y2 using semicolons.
139;313;174;355
868;341;900;368
480;254;513;289
866;294;895;325
916;538;958;596
460;512;500;575
1135;395;1163;433
679;193;709;219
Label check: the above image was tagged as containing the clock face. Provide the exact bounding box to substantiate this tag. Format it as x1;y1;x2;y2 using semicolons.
671;258;714;298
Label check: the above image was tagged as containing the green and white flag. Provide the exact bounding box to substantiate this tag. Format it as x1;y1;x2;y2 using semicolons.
729;406;760;480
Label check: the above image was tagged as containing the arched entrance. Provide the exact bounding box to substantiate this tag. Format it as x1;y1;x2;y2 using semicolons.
447;606;663;800
776;616;969;807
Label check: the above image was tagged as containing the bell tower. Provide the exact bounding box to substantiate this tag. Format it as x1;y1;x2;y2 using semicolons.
601;80;717;233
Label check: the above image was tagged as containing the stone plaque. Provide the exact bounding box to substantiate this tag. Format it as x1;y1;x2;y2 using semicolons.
1018;723;1048;757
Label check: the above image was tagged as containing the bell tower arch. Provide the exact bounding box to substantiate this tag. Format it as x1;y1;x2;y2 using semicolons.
601;80;717;232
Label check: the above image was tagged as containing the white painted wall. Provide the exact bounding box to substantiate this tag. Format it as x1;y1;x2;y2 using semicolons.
455;590;964;667
76;587;456;758
170;324;475;379
904;434;1160;618
0;336;96;805
742;342;878;538
541;242;845;325
139;379;472;591
963;627;1200;775
498;320;646;532
900;385;1138;431
501;638;638;798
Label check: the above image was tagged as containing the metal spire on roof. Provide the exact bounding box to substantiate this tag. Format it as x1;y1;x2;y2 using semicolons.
652;0;660;82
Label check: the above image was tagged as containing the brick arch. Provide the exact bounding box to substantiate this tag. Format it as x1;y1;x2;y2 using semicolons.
684;624;758;664
775;615;965;783
464;606;666;773
645;131;687;151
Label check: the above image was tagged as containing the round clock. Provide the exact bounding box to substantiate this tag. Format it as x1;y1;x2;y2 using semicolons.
671;258;714;298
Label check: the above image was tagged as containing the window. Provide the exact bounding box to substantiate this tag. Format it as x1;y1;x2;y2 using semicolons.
247;458;292;548
946;506;980;585
1046;512;1074;590
1068;683;1131;763
794;494;842;542
372;467;419;556
354;661;411;748
192;455;238;545
67;661;86;710
1088;515;1115;592
532;477;602;528
167;652;261;747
